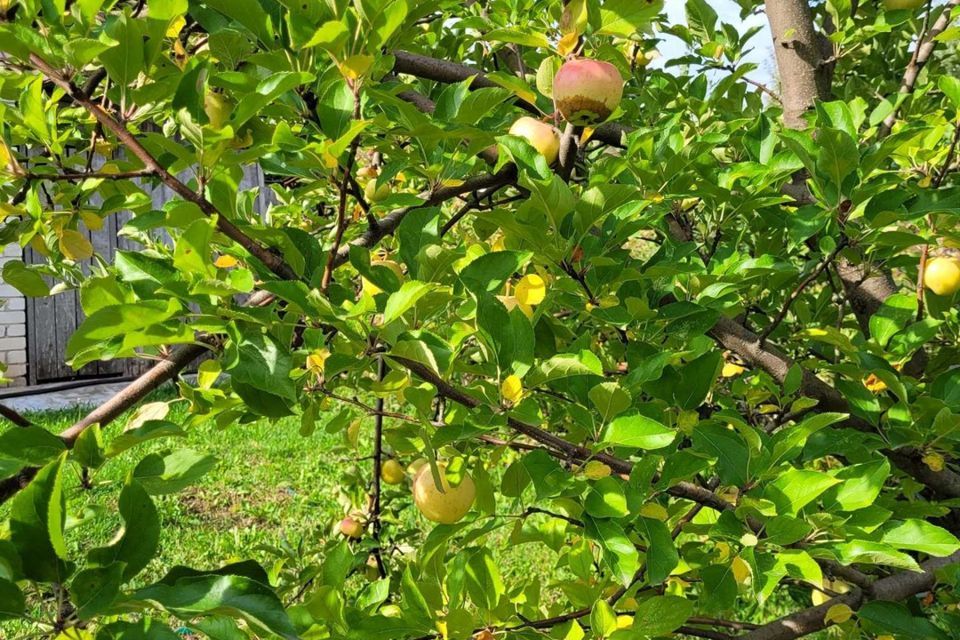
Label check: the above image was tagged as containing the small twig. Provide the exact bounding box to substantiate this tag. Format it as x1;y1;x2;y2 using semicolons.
523;506;583;527
321;82;363;293
0;403;31;427
18;169;156;181
758;238;847;346
371;353;387;579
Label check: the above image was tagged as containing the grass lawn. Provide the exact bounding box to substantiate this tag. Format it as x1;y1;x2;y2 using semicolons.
1;383;561;636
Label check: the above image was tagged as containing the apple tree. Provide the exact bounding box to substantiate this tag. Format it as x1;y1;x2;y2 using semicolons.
1;0;960;638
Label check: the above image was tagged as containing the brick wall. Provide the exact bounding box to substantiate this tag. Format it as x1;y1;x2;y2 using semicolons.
0;244;28;386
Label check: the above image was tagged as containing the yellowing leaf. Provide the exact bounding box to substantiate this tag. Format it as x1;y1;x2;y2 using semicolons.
579;127;596;145
340;54;374;80
307;348;331;373
501;374;524;403
722;362;745;377
583;460;612;479
59;229;94;260
557;32;579;57
515;274;546;306
197;360;221;390
166;15;186;38
79;210;104;231
215;255;239;268
638;502;668;520
824;603;853;624
731;556;752;584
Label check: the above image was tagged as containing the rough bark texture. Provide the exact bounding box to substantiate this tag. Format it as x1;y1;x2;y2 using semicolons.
763;0;831;129
742;551;960;640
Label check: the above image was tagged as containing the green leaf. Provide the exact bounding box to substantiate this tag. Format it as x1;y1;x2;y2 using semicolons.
230;332;297;403
859;601;949;639
87;481;160;580
590;599;618;637
525;350;603;387
231;72;314;127
638;517;679;584
98;620;181;640
71;561;126;620
2;260;49;296
0;426;66;465
763;469;839;516
598;0;664;37
589;382;631;422
459;251;532;295
585;476;629;518
131;574;296;639
383;281;438;325
203;0;275;45
464;548;504;611
824;458;890;512
302;20;348;52
880;519;960;557
9;453;69;582
870;294;917;347
0;578;25;621
832;540;920;571
106;420;185;457
133;449;217;495
484;28;551;49
630;596;694;636
584;517;639;586
601;413;675;450
72;422;106;469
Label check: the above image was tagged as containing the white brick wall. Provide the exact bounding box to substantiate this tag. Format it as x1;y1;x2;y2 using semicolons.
0;244;28;386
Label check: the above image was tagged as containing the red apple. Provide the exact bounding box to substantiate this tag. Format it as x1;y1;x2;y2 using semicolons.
553;58;624;125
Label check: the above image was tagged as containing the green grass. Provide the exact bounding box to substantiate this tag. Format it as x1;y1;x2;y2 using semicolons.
2;383;561;636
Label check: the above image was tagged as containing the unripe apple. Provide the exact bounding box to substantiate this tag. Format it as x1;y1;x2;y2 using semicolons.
883;0;924;10
412;463;476;524
364;179;392;203
204;92;232;129
338;516;365;539
924;256;960;296
508;117;560;164
553;58;624;125
381;458;406;485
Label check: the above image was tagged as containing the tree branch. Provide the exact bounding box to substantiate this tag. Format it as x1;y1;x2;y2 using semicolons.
27;54;299;282
740;551;960;640
879;0;960;137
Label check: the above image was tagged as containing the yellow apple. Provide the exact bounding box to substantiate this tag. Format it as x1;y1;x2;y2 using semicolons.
364;179;392;203
381;459;406;485
338;516;365;539
553;58;624;125
925;256;960;296
508;117;560;164
412;463;476;524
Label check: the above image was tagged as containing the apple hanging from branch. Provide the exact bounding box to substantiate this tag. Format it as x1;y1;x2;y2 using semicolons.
508;116;560;164
412;463;475;524
553;58;624;125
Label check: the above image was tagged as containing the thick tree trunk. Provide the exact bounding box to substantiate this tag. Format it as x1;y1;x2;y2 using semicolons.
764;0;831;129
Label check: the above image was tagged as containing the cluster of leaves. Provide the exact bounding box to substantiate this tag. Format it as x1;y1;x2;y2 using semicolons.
0;0;960;639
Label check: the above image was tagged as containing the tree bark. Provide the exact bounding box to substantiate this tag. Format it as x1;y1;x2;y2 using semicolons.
763;0;830;129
